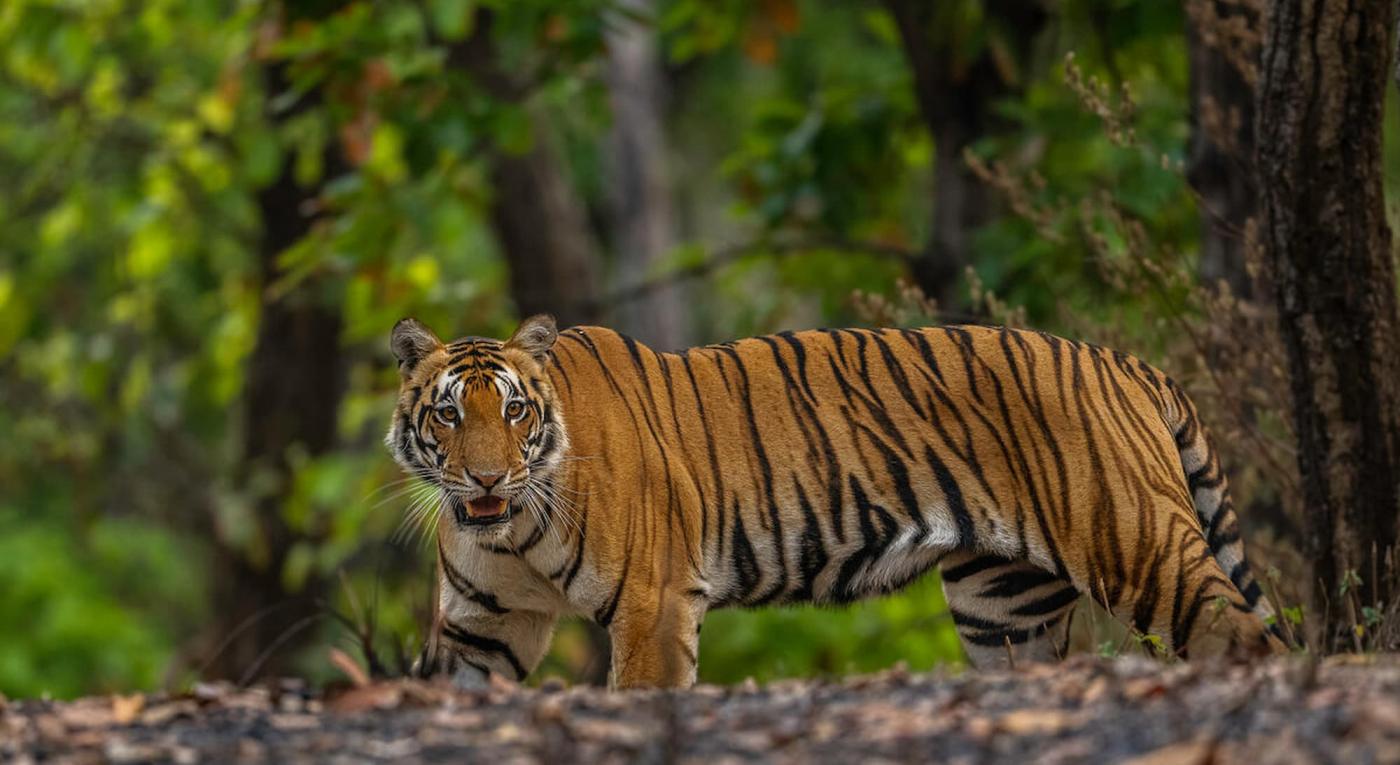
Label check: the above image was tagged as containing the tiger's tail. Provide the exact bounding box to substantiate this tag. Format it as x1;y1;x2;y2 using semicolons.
1161;379;1286;642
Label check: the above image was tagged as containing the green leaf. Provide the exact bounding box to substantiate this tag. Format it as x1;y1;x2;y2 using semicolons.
429;0;475;40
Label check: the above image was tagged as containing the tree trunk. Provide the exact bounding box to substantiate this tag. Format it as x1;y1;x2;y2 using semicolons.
489;138;603;329
603;0;688;350
1256;0;1400;640
1185;0;1261;297
882;0;1047;309
204;61;348;679
448;11;602;329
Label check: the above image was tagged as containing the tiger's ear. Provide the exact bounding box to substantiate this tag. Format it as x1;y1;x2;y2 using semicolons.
506;314;558;363
391;318;442;377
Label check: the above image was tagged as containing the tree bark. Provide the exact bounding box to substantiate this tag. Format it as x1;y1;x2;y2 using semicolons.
1257;0;1400;636
205;60;348;679
1185;0;1261;297
448;11;602;329
603;0;688;350
489;140;603;329
882;0;1047;308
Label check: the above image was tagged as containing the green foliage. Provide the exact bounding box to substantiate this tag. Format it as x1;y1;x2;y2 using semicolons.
699;576;964;684
0;507;204;698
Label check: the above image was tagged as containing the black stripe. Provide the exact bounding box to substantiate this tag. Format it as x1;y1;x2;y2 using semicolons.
791;481;829;603
1010;587;1080;617
440;622;527;680
439;543;511;615
925;445;977;548
869;330;927;418
948;607;1007;632
981;566;1061;599
898;329;947;387
828;476;898;603
961;622;1052;647
723;510;762;605
715;345;787;603
941;554;1007;583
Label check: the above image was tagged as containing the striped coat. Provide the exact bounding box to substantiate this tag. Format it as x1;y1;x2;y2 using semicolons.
387;316;1283;689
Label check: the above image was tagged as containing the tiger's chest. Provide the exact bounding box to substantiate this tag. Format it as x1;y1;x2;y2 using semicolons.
436;528;574;617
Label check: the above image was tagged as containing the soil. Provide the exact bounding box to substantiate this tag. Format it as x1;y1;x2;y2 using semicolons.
4;655;1399;764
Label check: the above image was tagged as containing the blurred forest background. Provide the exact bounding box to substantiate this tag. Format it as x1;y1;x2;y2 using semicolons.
3;0;1400;699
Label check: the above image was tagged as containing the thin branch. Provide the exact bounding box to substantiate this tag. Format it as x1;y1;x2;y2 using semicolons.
582;236;919;312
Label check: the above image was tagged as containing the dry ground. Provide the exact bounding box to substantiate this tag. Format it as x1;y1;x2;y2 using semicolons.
4;655;1400;764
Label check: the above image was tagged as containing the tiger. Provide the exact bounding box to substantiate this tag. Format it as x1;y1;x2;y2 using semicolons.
385;314;1286;689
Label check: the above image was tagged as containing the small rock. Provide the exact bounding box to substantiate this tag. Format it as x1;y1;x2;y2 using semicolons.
268;713;320;731
191;683;226;704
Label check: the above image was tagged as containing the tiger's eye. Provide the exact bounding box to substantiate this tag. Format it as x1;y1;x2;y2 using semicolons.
505;401;526;419
436;405;458;424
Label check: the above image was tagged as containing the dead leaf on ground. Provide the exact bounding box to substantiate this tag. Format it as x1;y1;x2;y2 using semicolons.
996;709;1080;735
110;694;145;725
1081;676;1111;704
1120;739;1216;765
1123;678;1169;700
328;648;370;688
57;699;114;729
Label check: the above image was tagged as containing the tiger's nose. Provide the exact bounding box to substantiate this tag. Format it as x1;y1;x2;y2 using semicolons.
468;471;504;491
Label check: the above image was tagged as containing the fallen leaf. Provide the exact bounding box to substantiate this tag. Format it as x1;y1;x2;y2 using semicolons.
489;672;518;693
964;716;994;740
1081;677;1111;704
1121;739;1215;765
329;648;370;688
268;713;320;731
996;709;1079;735
1123;678;1168;700
111;695;145;725
57;700;113;729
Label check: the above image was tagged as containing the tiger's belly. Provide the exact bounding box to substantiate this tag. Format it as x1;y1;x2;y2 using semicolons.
702;496;965;609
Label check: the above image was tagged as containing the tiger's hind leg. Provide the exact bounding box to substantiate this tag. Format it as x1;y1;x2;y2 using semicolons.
939;550;1081;669
1050;501;1284;660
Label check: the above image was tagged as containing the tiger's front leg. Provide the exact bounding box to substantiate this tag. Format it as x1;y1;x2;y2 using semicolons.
607;589;706;689
417;576;558;688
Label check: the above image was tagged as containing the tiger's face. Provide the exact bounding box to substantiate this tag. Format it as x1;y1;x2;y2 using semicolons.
385;315;568;535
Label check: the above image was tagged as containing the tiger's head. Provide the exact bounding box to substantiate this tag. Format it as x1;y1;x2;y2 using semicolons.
385;314;569;536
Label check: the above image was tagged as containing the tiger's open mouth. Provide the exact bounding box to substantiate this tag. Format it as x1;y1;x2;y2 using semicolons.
452;495;511;527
